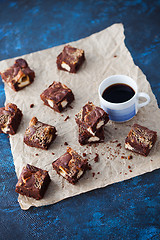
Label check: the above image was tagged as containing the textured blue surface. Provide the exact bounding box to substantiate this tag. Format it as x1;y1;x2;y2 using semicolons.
0;1;160;239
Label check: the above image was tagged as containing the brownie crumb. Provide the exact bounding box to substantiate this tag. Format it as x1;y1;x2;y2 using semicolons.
35;153;39;156
117;143;121;147
128;155;133;160
121;156;127;159
83;153;86;157
64;142;68;146
129;170;132;172
52;152;55;155
87;164;92;170
115;128;117;130
151;159;153;162
92;172;95;177
94;153;99;162
97;172;100;174
61;114;64;117
114;55;117;58
128;165;131;169
64;116;69;121
120;172;122;174
30;104;34;108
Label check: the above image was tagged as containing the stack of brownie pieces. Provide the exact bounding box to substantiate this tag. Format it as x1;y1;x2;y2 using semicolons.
75;102;109;145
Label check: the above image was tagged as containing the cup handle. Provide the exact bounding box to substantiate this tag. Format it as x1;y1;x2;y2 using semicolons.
137;92;150;110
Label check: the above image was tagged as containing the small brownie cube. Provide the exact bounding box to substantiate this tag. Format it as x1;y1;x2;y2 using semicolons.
56;45;85;73
24;117;57;150
125;123;157;156
15;164;51;200
40;81;74;113
75;102;109;135
0;58;35;91
52;147;88;184
78;125;104;145
0;103;22;135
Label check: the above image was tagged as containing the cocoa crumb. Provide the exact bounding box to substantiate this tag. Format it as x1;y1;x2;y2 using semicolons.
128;155;133;160
97;172;100;174
114;55;117;57
64;142;68;146
64;116;69;121
35;153;39;156
128;165;131;169
87;164;92;170
61;114;64;117
115;128;117;130
30;104;34;108
129;170;132;172
52;152;55;155
94;153;99;162
92;172;95;177
117;143;121;147
151;159;153;162
83;153;86;157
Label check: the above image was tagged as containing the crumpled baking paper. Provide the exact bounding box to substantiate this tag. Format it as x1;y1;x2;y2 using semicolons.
0;23;159;210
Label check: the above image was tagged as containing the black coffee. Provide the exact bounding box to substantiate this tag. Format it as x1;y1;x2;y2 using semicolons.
102;83;135;103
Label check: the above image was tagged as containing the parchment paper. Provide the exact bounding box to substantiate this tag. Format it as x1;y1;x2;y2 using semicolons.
0;23;160;210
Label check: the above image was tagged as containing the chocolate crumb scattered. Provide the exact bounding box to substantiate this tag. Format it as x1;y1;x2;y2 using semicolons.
125;173;127;175
120;172;122;174
92;172;95;177
114;55;117;58
117;143;121;147
64;142;68;146
129;170;132;172
52;152;55;155
61;114;64;117
128;165;131;169
35;153;39;156
151;159;153;162
128;155;133;160
115;128;117;130
64;116;69;121
87;164;92;170
30;104;34;108
94;153;99;162
97;172;100;174
69;105;73;109
83;153;86;157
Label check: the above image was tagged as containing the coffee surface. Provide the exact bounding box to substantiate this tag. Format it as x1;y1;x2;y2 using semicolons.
102;83;135;103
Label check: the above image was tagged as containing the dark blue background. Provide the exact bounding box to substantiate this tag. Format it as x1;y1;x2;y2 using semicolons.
0;1;160;239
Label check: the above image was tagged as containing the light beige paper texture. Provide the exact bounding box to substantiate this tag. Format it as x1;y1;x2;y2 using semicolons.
0;24;160;210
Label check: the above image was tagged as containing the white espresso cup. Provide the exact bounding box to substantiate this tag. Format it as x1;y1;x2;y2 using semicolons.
98;75;150;122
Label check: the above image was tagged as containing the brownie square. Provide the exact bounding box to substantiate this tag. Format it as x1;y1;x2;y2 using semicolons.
24;117;57;150
15;164;51;200
56;45;85;73
75;102;109;135
78;125;104;145
0;103;22;135
0;58;35;91
125;123;157;156
40;81;74;113
52;147;88;184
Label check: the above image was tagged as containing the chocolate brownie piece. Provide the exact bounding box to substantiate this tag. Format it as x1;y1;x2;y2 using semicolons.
75;102;109;135
52;147;88;184
0;103;22;135
0;58;35;91
125;123;157;156
24;117;57;150
15;164;51;200
56;45;85;73
40;81;74;113
78;125;104;145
